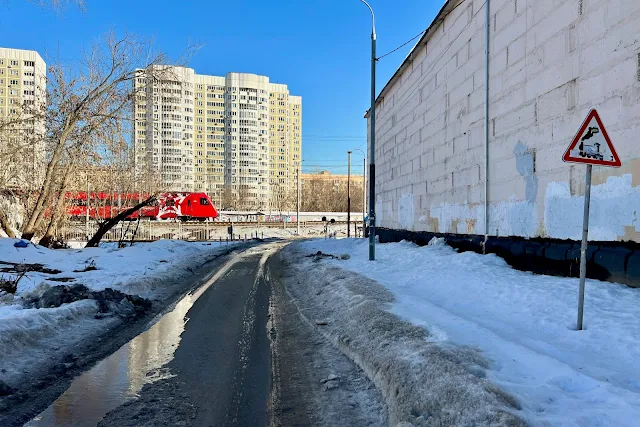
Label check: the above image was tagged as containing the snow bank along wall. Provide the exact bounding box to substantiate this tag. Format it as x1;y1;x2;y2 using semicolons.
366;0;640;286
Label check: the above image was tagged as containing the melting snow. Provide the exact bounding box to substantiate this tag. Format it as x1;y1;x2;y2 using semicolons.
297;238;640;427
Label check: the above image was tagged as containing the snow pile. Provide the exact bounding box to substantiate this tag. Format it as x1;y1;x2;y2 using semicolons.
0;237;238;386
295;239;640;426
0;238;235;298
276;244;525;427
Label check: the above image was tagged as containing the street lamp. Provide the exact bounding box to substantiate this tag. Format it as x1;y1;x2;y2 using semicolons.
347;150;352;238
353;148;366;237
361;0;376;260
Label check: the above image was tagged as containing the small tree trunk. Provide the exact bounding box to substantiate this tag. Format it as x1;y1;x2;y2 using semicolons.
39;166;75;247
0;208;16;238
22;128;73;239
86;196;155;247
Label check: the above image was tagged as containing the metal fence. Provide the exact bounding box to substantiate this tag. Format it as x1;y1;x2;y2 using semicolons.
62;220;266;244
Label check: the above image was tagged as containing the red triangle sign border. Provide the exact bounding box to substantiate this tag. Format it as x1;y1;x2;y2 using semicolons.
562;109;622;167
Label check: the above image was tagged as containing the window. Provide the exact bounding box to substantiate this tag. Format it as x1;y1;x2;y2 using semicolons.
200;198;210;205
10;70;18;76
10;60;18;66
24;61;35;67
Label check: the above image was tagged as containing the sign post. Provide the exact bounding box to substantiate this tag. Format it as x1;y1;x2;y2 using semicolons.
562;109;621;330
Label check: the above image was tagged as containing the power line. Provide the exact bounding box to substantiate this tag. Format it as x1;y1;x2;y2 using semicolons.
377;30;426;61
376;0;470;61
303;137;367;141
303;135;366;138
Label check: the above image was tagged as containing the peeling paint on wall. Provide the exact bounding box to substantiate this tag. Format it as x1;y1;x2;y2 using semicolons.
427;198;537;237
398;194;415;230
514;142;538;203
544;174;640;241
376;200;394;228
428;202;481;234
489;198;538;238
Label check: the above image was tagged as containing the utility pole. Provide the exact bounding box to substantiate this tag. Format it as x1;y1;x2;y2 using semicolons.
296;167;300;236
353;148;367;237
347;151;352;238
362;157;366;236
361;0;376;260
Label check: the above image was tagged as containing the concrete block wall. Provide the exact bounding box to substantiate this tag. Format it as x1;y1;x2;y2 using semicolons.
369;0;640;242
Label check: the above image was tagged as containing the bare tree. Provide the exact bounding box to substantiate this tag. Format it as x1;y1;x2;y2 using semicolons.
0;209;15;238
86;195;156;247
301;173;364;212
270;182;295;216
27;0;85;11
16;32;195;245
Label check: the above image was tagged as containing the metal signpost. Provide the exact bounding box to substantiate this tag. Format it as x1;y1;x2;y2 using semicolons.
562;109;621;330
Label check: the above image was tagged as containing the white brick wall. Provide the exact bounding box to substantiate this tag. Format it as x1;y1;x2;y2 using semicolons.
368;0;640;241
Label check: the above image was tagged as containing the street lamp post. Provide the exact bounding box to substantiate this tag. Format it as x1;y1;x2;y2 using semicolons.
361;0;376;260
347;150;352;238
353;148;366;237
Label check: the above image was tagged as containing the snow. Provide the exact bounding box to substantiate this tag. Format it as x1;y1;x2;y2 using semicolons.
278;243;525;426
296;238;640;427
0;238;235;297
0;237;239;386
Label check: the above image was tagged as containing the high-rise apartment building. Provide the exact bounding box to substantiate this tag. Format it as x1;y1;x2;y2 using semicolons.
133;68;301;210
0;48;46;189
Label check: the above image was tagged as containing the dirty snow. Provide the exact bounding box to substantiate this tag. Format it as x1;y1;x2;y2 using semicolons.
0;237;238;386
296;238;640;427
0;238;236;298
279;244;526;427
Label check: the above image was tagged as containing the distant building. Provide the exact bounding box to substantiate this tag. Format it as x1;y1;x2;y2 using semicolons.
0;48;46;189
133;68;301;210
301;171;365;212
301;170;364;189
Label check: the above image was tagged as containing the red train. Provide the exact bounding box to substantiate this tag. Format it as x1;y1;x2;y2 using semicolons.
66;192;219;221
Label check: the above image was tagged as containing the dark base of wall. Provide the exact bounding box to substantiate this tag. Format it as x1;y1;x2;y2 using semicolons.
374;228;640;288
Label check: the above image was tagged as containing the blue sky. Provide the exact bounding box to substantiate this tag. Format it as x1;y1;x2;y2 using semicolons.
0;0;444;175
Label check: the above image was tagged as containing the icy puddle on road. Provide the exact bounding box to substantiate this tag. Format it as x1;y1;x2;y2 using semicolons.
24;258;235;427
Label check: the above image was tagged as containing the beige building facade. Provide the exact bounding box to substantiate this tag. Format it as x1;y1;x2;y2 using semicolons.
301;170;364;188
366;0;640;243
0;47;46;189
134;68;301;210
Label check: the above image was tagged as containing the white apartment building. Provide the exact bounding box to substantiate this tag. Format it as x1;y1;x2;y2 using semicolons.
0;48;46;189
134;66;196;192
134;68;301;209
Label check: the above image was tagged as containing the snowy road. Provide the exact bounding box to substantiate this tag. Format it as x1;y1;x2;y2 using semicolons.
14;242;386;426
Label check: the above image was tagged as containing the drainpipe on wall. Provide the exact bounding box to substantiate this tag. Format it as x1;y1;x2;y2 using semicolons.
483;0;491;254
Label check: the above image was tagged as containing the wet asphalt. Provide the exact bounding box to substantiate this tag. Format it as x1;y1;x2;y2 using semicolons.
175;251;271;426
96;248;273;427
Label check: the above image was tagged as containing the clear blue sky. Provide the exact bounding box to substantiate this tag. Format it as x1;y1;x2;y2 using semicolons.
0;0;444;175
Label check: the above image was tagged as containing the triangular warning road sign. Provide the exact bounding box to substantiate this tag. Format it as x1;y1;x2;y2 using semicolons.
563;109;621;167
